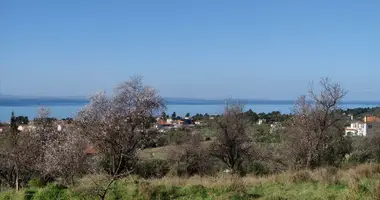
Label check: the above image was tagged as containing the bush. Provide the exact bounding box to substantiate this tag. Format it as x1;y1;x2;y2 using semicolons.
28;178;46;188
245;162;270;176
135;159;170;179
24;188;38;200
32;184;69;200
168;145;218;177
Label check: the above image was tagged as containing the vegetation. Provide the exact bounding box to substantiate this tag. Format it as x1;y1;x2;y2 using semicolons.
1;164;380;199
1;76;380;199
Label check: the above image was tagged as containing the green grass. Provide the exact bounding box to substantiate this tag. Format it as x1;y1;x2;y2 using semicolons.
2;164;380;199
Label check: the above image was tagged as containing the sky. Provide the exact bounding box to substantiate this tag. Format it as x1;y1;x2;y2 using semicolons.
1;0;379;100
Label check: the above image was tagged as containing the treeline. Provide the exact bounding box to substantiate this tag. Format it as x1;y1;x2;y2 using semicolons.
1;77;380;199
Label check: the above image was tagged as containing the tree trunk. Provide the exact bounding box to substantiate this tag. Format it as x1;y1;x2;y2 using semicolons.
306;149;313;169
15;165;19;191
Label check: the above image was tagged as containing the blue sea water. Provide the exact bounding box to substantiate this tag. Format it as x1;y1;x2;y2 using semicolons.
0;98;379;122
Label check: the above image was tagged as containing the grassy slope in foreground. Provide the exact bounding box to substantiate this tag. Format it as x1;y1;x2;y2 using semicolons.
1;164;380;200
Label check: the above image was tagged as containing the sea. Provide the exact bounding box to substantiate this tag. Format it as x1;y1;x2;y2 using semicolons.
0;98;379;122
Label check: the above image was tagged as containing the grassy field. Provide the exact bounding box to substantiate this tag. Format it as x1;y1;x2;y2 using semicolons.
1;164;380;200
138;140;213;160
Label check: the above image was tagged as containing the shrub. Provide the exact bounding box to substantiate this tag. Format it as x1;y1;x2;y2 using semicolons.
168;144;218;177
24;188;38;200
135;159;170;179
32;184;69;200
71;174;109;200
245;162;270;176
28;177;46;188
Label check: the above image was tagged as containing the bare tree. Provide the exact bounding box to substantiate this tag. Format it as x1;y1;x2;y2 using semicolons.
0;112;39;191
286;77;349;169
76;76;165;199
210;103;253;175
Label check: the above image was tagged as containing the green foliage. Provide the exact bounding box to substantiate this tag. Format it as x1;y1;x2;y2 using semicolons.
256;111;292;123
244;109;259;124
322;134;353;167
171;112;177;120
345;107;379;119
24;188;38;200
0;190;24;200
15;116;29;125
28;178;46;188
192;113;204;121
254;125;281;143
161;112;167;120
31;184;69;200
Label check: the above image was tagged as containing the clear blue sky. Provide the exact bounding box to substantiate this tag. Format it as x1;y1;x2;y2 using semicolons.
1;0;379;100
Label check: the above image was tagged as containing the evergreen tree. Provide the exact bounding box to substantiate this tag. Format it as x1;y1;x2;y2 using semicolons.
171;112;177;120
10;111;18;133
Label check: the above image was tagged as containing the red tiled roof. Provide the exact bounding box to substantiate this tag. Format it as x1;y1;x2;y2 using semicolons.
365;116;380;123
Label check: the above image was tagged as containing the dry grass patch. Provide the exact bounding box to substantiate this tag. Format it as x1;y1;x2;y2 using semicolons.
352;163;380;178
146;174;266;189
311;167;341;185
290;170;313;183
372;180;380;200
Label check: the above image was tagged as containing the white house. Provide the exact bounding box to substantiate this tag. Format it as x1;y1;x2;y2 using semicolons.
166;118;173;124
345;121;367;136
345;116;380;137
257;119;267;125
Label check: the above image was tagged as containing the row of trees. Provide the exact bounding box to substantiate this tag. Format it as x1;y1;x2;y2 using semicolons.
1;76;380;197
160;108;291;124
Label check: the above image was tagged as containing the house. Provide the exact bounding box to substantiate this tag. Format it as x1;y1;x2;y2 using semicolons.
166;118;173;124
257;119;267;125
345;121;367;136
345;116;380;137
157;119;168;125
0;126;8;133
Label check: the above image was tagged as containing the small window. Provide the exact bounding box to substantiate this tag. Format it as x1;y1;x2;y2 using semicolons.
368;125;373;129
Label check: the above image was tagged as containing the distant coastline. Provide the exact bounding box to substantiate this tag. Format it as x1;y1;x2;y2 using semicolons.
1;96;380;107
